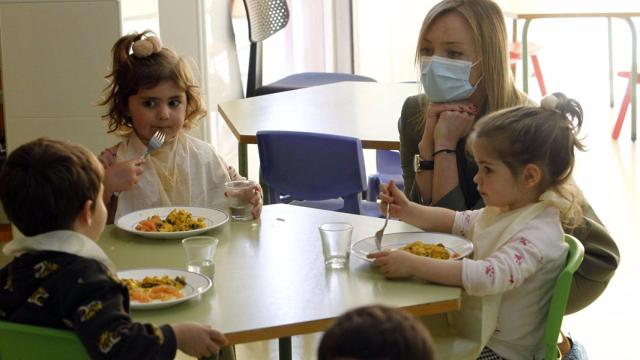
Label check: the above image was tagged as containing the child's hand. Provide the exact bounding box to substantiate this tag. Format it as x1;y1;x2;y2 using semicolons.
98;145;119;168
172;322;229;358
379;180;411;219
250;182;263;219
367;249;417;279
103;159;145;194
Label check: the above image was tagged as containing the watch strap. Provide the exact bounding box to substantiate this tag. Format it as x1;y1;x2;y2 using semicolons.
418;159;434;170
414;154;434;172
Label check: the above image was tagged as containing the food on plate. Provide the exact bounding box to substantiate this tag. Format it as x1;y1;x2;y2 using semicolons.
135;209;206;232
399;241;450;260
121;275;187;303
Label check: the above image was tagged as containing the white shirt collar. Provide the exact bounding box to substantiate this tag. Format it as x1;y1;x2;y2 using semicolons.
2;230;115;271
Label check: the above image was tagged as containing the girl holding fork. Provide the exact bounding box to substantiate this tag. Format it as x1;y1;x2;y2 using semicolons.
99;31;262;222
371;93;585;359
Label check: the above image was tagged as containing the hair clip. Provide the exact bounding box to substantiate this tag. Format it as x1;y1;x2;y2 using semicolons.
540;94;559;111
132;36;163;58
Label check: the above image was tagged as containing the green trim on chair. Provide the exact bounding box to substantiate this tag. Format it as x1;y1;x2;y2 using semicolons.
0;320;88;359
542;234;585;360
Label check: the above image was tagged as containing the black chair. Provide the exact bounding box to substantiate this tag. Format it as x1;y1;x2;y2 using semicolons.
241;0;376;98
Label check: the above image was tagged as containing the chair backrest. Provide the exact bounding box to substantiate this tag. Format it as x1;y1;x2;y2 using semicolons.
0;320;88;359
376;149;402;177
256;130;367;214
242;0;290;97
542;234;585;360
242;0;289;44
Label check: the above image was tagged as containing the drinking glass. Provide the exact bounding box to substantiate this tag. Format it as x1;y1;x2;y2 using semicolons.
182;236;219;279
319;222;353;269
224;180;256;221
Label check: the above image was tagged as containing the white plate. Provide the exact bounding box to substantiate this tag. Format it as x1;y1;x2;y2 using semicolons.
118;268;212;310
116;207;229;239
351;231;473;262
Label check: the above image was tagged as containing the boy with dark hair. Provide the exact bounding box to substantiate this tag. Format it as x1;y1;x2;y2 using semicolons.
0;138;227;359
318;305;435;360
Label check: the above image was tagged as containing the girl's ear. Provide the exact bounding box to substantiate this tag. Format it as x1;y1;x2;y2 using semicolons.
522;163;542;188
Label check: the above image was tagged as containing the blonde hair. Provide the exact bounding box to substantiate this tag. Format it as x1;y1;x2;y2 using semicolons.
100;30;206;136
415;0;529;127
467;93;587;228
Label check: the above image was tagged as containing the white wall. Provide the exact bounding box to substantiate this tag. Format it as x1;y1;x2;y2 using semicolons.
0;0;122;155
352;0;438;83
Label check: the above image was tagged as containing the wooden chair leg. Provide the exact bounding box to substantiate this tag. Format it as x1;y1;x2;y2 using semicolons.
531;54;547;96
612;80;632;140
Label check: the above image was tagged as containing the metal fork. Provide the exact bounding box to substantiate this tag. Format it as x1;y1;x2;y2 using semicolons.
140;129;166;159
374;202;391;251
112;130;165;197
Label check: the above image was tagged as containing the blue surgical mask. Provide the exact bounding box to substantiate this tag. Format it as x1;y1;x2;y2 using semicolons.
420;56;482;103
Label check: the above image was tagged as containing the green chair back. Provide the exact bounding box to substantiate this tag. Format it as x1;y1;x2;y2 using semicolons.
0;320;88;359
543;234;585;360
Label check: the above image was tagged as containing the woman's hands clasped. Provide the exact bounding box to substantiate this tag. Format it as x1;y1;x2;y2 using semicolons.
419;102;478;155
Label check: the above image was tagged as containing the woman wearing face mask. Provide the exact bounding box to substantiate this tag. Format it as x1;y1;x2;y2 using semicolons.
401;0;529;210
397;0;619;357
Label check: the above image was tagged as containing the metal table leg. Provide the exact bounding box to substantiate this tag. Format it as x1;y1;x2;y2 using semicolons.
521;19;532;94
279;336;292;360
622;17;637;141
238;143;248;177
609;17;615;108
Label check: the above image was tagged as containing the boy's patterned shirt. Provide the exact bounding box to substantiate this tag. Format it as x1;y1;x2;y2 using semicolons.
0;250;177;359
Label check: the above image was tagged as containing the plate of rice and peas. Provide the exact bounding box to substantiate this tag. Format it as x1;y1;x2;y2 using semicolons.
115;207;229;239
351;231;473;262
118;268;212;310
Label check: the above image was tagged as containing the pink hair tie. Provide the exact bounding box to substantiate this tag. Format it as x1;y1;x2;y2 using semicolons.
131;36;163;58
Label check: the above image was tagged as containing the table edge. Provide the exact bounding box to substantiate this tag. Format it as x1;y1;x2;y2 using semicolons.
224;297;461;345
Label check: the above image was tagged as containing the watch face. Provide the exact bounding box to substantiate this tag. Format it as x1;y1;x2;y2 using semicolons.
414;154;421;172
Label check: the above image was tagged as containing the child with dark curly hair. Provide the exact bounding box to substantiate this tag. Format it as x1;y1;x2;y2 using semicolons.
98;31;262;222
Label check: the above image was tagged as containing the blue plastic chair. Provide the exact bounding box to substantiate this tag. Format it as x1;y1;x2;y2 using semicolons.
366;150;405;201
256;130;380;217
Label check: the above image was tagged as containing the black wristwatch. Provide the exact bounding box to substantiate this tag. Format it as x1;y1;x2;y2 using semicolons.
413;154;434;172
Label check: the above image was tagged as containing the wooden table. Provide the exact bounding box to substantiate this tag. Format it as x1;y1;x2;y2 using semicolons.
500;0;639;140
217;82;420;176
100;204;461;359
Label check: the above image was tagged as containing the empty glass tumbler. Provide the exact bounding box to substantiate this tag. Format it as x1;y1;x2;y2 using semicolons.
319;222;353;269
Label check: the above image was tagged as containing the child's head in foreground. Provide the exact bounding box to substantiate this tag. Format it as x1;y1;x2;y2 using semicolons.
467;92;586;226
0;138;106;239
317;305;435;360
100;30;206;137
